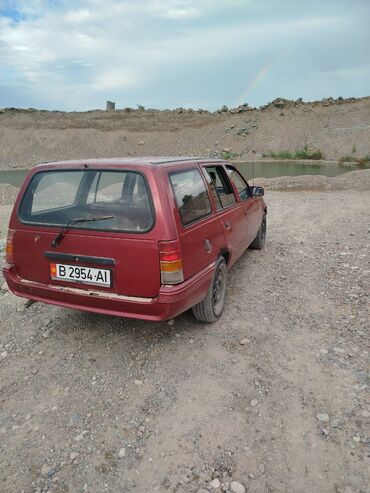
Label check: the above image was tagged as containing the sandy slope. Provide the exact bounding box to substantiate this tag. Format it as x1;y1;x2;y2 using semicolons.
0;96;369;169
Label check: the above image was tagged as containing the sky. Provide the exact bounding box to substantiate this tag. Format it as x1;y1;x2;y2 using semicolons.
0;0;369;111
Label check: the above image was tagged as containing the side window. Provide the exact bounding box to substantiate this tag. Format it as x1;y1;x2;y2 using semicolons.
202;168;223;211
226;166;251;201
169;169;212;225
204;166;236;209
95;172;126;203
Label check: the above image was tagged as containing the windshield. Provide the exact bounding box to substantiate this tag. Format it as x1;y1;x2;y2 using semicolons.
18;169;154;233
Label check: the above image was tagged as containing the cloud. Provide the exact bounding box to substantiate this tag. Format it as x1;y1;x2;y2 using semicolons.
0;0;369;110
92;69;140;91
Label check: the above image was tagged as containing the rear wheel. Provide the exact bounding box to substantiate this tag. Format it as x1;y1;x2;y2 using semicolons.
192;257;227;323
249;215;266;250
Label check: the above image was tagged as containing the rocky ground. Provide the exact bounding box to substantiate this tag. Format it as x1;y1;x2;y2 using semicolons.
0;96;370;169
0;178;369;492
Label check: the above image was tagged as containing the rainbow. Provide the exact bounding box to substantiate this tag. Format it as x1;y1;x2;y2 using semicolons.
236;51;285;106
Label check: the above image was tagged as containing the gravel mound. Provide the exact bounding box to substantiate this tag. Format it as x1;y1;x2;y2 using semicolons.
256;169;370;191
1;97;370;167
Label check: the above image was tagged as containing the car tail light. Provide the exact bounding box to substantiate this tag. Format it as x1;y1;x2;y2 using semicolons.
5;229;15;264
159;240;184;284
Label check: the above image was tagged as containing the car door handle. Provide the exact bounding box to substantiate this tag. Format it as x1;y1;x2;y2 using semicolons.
224;221;232;231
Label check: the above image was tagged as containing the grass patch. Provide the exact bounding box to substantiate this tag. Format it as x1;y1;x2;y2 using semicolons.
339;154;370;168
221;150;239;160
262;149;324;160
339;155;357;163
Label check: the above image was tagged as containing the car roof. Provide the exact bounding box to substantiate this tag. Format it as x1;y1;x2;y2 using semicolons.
35;156;226;169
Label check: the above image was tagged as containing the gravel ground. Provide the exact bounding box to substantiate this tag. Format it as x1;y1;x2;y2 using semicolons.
0;188;369;493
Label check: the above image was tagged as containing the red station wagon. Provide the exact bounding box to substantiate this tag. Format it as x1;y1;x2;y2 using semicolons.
3;157;267;322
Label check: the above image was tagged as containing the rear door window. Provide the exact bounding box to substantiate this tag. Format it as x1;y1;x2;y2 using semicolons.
18;170;154;233
169;168;211;225
204;166;236;209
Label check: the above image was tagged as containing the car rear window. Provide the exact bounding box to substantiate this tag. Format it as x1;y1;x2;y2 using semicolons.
169;168;211;225
18;170;154;233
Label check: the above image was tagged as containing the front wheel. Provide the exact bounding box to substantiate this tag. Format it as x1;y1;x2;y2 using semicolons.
192;257;228;323
249;215;266;250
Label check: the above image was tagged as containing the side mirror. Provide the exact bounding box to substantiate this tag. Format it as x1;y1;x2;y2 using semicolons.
251;186;264;197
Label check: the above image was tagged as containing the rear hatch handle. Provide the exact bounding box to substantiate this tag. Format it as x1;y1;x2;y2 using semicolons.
51;216;114;248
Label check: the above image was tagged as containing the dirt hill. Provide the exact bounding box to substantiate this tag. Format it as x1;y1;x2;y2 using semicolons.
0;96;369;169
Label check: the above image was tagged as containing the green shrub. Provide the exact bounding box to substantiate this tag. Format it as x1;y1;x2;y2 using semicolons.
221;150;239;160
339;155;356;163
263;149;323;160
357;155;370;168
339;154;370;168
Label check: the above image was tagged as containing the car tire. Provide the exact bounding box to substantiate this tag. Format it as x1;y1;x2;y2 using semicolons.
249;215;266;250
192;257;228;323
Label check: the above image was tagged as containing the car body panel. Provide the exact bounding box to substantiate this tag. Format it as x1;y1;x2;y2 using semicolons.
3;157;266;321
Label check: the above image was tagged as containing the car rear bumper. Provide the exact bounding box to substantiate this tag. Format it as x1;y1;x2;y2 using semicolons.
3;262;215;321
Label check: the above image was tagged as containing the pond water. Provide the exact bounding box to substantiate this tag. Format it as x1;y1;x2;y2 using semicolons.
0;161;356;187
236;161;354;180
0;169;29;187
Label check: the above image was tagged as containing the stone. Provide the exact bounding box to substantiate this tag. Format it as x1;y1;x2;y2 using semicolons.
41;464;51;476
70;452;80;462
321;427;330;437
138;141;145;145
1;351;8;359
239;338;250;345
360;410;370;418
352;436;360;443
230;481;246;493
316;413;329;423
118;447;126;458
209;478;221;488
74;430;88;441
197;490;210;493
199;471;211;482
167;319;174;326
331;419;340;428
250;399;258;407
258;463;266;473
134;379;143;386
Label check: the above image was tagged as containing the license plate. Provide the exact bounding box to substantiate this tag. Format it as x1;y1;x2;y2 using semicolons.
50;263;111;287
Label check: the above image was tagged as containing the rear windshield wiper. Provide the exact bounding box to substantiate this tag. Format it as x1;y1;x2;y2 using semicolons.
51;216;114;248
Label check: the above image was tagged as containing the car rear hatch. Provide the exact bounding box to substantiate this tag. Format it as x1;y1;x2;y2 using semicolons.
13;167;160;298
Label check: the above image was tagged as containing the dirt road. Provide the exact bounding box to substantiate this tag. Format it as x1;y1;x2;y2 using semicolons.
0;188;369;493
